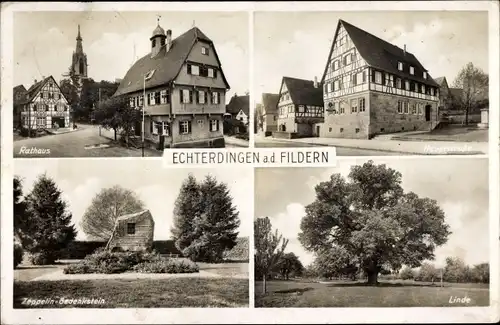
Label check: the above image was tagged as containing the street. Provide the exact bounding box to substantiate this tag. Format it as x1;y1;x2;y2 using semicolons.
255;140;407;156
14;124;239;158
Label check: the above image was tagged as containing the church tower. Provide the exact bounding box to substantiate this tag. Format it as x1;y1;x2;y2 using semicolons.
71;25;88;80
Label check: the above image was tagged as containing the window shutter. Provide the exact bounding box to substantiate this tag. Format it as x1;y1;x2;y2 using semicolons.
188;121;192;133
217;92;220;104
196;90;199;104
381;73;386;85
187;64;191;74
180;89;184;103
352;74;357;86
371;70;376;83
189;90;193;103
216;120;220;131
214;70;218;78
150;120;153;133
204;91;207;104
179;120;183;132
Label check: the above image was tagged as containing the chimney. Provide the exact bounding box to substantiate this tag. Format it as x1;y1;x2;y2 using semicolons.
166;29;172;52
314;76;318;88
403;44;406;55
34;79;37;84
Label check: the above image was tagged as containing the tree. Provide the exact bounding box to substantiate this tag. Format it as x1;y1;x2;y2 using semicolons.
444;257;470;283
275;252;304;280
254;217;289;293
171;175;241;263
417;262;440;282
255;104;264;133
452;62;489;125
399;266;415;280
313;246;358;280
298;161;451;285
59;78;79;121
80;185;145;241
94;95;141;144
14;176;28;241
22;173;77;264
171;174;202;253
471;263;489;284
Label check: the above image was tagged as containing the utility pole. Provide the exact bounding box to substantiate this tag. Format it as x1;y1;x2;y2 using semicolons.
142;75;146;157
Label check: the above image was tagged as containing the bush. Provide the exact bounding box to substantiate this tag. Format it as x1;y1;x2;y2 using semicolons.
14;243;24;268
133;258;199;274
29;251;57;265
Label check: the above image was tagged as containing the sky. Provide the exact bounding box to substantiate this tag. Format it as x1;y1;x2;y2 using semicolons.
254;11;489;103
14;160;252;241
255;158;490;268
13;11;249;103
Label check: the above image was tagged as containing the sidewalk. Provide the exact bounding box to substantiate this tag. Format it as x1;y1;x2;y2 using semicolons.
256;134;488;155
224;135;249;147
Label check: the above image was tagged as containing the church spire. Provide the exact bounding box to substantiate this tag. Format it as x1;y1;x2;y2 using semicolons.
75;25;83;53
77;24;82;40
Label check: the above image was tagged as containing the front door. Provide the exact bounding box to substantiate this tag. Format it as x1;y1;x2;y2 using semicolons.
316;125;320;137
425;105;431;122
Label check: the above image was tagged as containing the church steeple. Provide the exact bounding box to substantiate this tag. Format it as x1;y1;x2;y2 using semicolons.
76;25;83;53
72;24;88;80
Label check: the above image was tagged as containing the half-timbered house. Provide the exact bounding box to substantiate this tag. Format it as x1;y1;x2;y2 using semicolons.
113;21;230;148
318;20;440;139
275;76;324;137
19;76;71;131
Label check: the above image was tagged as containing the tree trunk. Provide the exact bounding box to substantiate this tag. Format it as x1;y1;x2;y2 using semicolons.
366;270;379;285
113;128;117;141
465;106;469;126
262;275;267;294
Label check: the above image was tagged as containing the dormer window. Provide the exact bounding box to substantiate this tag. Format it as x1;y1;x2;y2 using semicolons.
398;62;403;71
145;70;155;80
201;46;209;55
409;66;415;75
423;71;427;79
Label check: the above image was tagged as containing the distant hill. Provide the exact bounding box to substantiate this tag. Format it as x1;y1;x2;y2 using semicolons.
223;237;249;262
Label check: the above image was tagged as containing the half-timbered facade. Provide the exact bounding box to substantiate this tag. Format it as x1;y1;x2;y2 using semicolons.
276;76;324;137
19;76;71;130
318;20;440;139
113;22;230;148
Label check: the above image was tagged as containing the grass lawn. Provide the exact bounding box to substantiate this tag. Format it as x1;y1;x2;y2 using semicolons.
15;278;248;308
14;265;62;281
198;262;249;278
255;280;489;307
395;125;488;142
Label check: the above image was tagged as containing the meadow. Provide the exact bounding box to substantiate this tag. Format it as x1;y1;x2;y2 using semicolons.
255;279;489;308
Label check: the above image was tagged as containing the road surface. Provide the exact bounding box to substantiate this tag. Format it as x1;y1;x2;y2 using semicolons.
14;124;239;158
255;140;407;156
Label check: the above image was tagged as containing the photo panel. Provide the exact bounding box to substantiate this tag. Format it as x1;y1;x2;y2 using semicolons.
253;11;489;157
254;157;490;308
13;10;250;158
13;159;251;308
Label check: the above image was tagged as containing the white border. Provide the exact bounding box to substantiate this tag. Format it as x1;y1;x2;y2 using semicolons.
2;1;499;324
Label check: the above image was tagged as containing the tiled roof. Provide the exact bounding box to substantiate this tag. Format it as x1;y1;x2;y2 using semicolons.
282;76;324;107
22;76;53;104
226;95;249;116
261;93;279;114
433;77;446;86
322;20;439;87
113;27;229;97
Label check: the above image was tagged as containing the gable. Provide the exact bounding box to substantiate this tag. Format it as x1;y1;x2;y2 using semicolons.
279;81;289;97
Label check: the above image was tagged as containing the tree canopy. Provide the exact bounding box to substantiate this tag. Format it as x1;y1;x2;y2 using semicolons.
452;62;489;124
94;95;141;143
80;185;145;241
298;161;451;285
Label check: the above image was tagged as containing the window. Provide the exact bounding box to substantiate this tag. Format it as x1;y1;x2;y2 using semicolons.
350;99;358;113
404;101;409;114
197;119;204;128
198;90;205;104
149;92;155;105
359;98;366;112
418;103;423;115
411;103;417;115
160;90;169;104
398;62;403;71
333;60;339;70
405;80;410;90
36;117;46;128
152;121;158;135
180;120;191;134
430;87;435;96
201;46;209;55
334;80;340;91
352;73;357;86
212;91;219;104
152;39;156;47
375;71;382;84
396;78;402;89
345;53;352;65
210;119;219;132
49;82;53;87
339;106;345;114
423;71;427;79
127;223;135;235
422;84;426;94
145;69;155;80
409;66;415;75
356;72;364;85
208;68;214;78
327;82;332;93
45;104;49;112
397;101;403;114
385;73;390;86
139;95;144;106
181;89;191;104
154;91;161;105
190;65;200;76
162;122;170;136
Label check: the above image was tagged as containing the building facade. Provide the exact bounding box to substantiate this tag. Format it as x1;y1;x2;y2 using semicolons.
261;93;279;135
13;85;27;128
113;22;230;148
318;20;440;139
276;76;324;137
19;76;71;130
225;94;249;134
